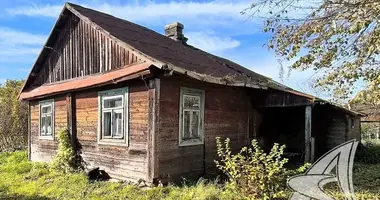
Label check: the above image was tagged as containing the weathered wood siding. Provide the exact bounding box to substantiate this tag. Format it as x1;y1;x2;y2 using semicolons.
30;96;67;162
33;13;142;87
76;82;149;181
313;106;361;158
347;116;361;141
254;89;312;107
157;75;251;181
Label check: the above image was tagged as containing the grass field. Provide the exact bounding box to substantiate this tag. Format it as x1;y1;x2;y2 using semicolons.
0;151;379;199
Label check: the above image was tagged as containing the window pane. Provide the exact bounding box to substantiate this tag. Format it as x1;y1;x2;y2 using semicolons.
104;97;123;108
45;116;52;135
112;110;123;138
191;111;199;138
103;112;111;137
41;116;46;135
184;95;200;109
41;105;52;114
183;110;191;139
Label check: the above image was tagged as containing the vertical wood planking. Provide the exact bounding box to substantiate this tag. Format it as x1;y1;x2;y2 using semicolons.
33;13;141;87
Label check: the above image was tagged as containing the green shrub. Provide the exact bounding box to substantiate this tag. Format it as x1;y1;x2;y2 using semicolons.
0;80;28;152
215;137;308;200
51;129;76;172
355;141;380;164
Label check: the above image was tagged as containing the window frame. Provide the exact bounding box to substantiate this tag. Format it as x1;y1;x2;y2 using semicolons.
179;87;205;146
98;87;129;146
39;99;55;140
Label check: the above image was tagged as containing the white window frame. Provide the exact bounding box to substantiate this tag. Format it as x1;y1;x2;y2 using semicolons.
179;87;205;146
98;87;129;146
39;99;55;140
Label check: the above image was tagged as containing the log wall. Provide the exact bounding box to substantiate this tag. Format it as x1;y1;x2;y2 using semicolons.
75;82;149;181
30;96;67;162
157;75;252;182
29;80;150;181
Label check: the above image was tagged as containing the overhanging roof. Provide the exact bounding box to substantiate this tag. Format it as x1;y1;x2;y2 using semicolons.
18;2;362;116
19;62;152;100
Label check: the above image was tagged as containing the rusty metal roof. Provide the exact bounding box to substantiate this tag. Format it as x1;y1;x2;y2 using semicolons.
19;62;151;100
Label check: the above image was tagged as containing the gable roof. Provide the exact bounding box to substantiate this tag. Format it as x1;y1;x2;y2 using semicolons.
68;3;269;84
19;3;362;116
21;2;280;96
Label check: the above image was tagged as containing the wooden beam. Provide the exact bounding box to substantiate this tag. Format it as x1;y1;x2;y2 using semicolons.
27;101;31;161
66;93;77;150
147;78;160;183
305;106;312;163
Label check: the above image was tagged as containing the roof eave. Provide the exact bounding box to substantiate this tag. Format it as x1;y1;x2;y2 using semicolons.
163;64;267;89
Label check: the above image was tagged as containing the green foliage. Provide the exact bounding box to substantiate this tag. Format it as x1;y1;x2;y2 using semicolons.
0;151;229;200
355;141;380;164
0;151;379;199
360;122;380;141
243;0;380;99
215;137;303;200
0;79;28;152
51;129;76;172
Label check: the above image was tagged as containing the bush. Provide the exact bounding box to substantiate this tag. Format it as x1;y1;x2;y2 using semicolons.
0;80;28;152
51;129;76;172
215;137;308;200
355;141;380;164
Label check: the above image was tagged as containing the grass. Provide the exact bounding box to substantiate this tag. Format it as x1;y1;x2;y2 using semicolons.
0;151;379;199
0;151;231;200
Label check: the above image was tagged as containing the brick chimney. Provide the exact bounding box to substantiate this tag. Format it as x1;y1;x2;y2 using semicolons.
164;22;187;43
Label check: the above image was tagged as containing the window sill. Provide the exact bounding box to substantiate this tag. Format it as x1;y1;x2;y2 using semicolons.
179;140;204;147
98;140;128;147
39;136;54;140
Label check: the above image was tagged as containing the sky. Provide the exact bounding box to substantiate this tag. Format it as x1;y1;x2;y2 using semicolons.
0;0;324;96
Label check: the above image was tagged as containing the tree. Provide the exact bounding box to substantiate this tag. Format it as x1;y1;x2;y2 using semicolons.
243;0;380;99
0;80;28;151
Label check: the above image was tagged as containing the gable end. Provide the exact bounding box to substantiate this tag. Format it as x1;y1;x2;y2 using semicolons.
29;9;145;88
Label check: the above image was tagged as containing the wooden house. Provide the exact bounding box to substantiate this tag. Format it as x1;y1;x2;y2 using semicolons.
19;3;362;183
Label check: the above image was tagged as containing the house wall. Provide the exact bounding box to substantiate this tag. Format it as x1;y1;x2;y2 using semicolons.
75;82;150;181
29;80;150;181
30;96;67;162
157;75;252;182
312;105;361;158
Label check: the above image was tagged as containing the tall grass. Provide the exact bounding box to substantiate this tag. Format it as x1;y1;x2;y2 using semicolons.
0;150;379;199
0;151;230;200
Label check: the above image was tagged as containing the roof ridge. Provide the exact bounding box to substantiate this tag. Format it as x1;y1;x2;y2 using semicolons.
66;3;270;83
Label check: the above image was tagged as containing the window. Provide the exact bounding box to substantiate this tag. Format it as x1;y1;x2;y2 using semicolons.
98;88;128;144
179;87;205;146
39;100;54;139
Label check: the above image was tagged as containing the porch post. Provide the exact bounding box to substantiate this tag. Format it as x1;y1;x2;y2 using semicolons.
147;78;160;183
66;93;77;151
27;101;31;161
305;106;312;163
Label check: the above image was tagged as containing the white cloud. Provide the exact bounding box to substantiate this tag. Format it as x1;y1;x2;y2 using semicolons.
7;4;62;18
0;28;46;62
5;1;260;35
0;78;5;84
186;31;240;54
7;1;250;20
0;28;46;45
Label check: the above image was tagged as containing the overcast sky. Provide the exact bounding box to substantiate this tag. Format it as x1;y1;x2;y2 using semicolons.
0;0;322;96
